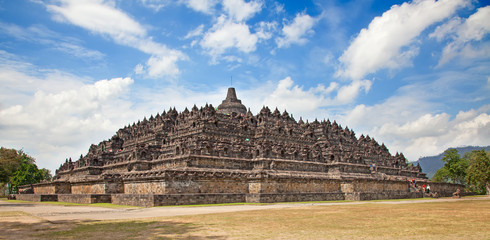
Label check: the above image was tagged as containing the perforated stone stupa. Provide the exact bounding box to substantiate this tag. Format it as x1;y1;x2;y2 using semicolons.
18;87;461;207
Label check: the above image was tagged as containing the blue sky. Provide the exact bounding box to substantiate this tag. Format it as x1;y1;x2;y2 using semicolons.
0;0;489;173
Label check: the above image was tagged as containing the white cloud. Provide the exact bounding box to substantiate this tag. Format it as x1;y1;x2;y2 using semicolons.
261;76;371;118
0;22;104;60
145;54;182;77
0;76;134;172
139;0;169;11
431;6;490;66
337;0;470;80
276;12;316;48
457;6;490;42
200;15;260;60
184;24;205;39
335;80;372;104
0;50;89;106
255;21;277;40
181;0;218;14
341;100;490;162
429;17;462;41
338;67;490;162
45;0;186;79
264;77;325;113
375;109;490;161
47;0;146;38
222;0;262;22
55;42;105;59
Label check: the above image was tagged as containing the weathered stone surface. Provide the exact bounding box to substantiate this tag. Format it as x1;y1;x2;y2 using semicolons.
15;194;58;202
19;88;467;206
58;194;111;204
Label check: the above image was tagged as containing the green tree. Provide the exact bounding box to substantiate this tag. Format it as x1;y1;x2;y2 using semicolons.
1;148;24;182
432;149;469;184
10;163;45;192
466;149;490;195
0;147;51;193
432;167;450;182
40;168;53;182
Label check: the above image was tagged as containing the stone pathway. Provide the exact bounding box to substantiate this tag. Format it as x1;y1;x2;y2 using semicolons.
1;196;488;222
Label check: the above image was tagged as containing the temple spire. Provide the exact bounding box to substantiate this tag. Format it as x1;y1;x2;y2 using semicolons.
225;87;238;101
217;87;247;115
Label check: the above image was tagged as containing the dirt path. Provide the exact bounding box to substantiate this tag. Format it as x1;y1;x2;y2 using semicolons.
1;196;488;222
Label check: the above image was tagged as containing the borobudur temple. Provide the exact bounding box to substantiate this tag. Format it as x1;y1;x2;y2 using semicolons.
17;88;462;207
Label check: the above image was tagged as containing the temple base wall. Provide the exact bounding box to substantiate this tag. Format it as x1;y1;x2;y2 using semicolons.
15;194;58;202
18;174;467;207
345;191;423;201
246;192;345;203
58;194;112;204
111;193;247;207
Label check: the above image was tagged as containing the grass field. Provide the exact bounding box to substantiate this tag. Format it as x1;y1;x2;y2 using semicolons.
2;198;489;239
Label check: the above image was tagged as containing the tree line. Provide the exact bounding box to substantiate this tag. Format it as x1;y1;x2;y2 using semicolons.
0;147;52;195
432;148;490;195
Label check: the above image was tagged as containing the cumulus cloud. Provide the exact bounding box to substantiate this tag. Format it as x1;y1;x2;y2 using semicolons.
0;68;134;173
264;77;325;113
45;0;187;79
337;0;470;80
200;15;261;61
335;80;372;104
222;0;262;22
341;100;490;162
261;76;375;118
181;0;218;14
375;109;490;161
338;68;490;162
276;12;316;48
430;6;490;66
196;0;271;62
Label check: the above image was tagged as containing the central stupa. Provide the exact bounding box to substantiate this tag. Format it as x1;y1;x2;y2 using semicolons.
217;87;247;115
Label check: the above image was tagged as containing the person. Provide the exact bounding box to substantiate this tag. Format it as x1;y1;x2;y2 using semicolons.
453;188;461;198
426;185;430;194
422;184;426;192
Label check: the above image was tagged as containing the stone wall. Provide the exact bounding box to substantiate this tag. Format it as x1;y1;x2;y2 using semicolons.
19;170;466;207
32;182;71;194
15;194;58;202
105;180;124;193
421;182;463;197
58;194;111;204
111;193;246;207
254;179;342;194
342;179;417;200
33;185;55;194
124;180;167;194
71;182;106;194
350;179;408;192
246;192;345;203
112;194;156;207
345;191;423;201
165;179;248;194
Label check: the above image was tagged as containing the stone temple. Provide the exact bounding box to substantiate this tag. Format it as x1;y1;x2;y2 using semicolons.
17;88;461;207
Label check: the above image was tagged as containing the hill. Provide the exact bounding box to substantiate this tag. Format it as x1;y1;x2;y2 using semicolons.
414;146;490;179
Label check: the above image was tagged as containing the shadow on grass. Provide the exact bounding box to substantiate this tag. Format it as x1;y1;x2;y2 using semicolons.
2;218;225;240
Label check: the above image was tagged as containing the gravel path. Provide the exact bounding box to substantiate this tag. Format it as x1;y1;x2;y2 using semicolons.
1;196;488;222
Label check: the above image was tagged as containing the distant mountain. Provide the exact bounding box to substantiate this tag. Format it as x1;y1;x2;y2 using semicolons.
414;146;490;179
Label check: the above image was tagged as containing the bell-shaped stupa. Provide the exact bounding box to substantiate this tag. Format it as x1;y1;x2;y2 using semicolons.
216;87;247;115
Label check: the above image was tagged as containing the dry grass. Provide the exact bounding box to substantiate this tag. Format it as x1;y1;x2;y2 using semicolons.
169;199;489;239
1;199;489;239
